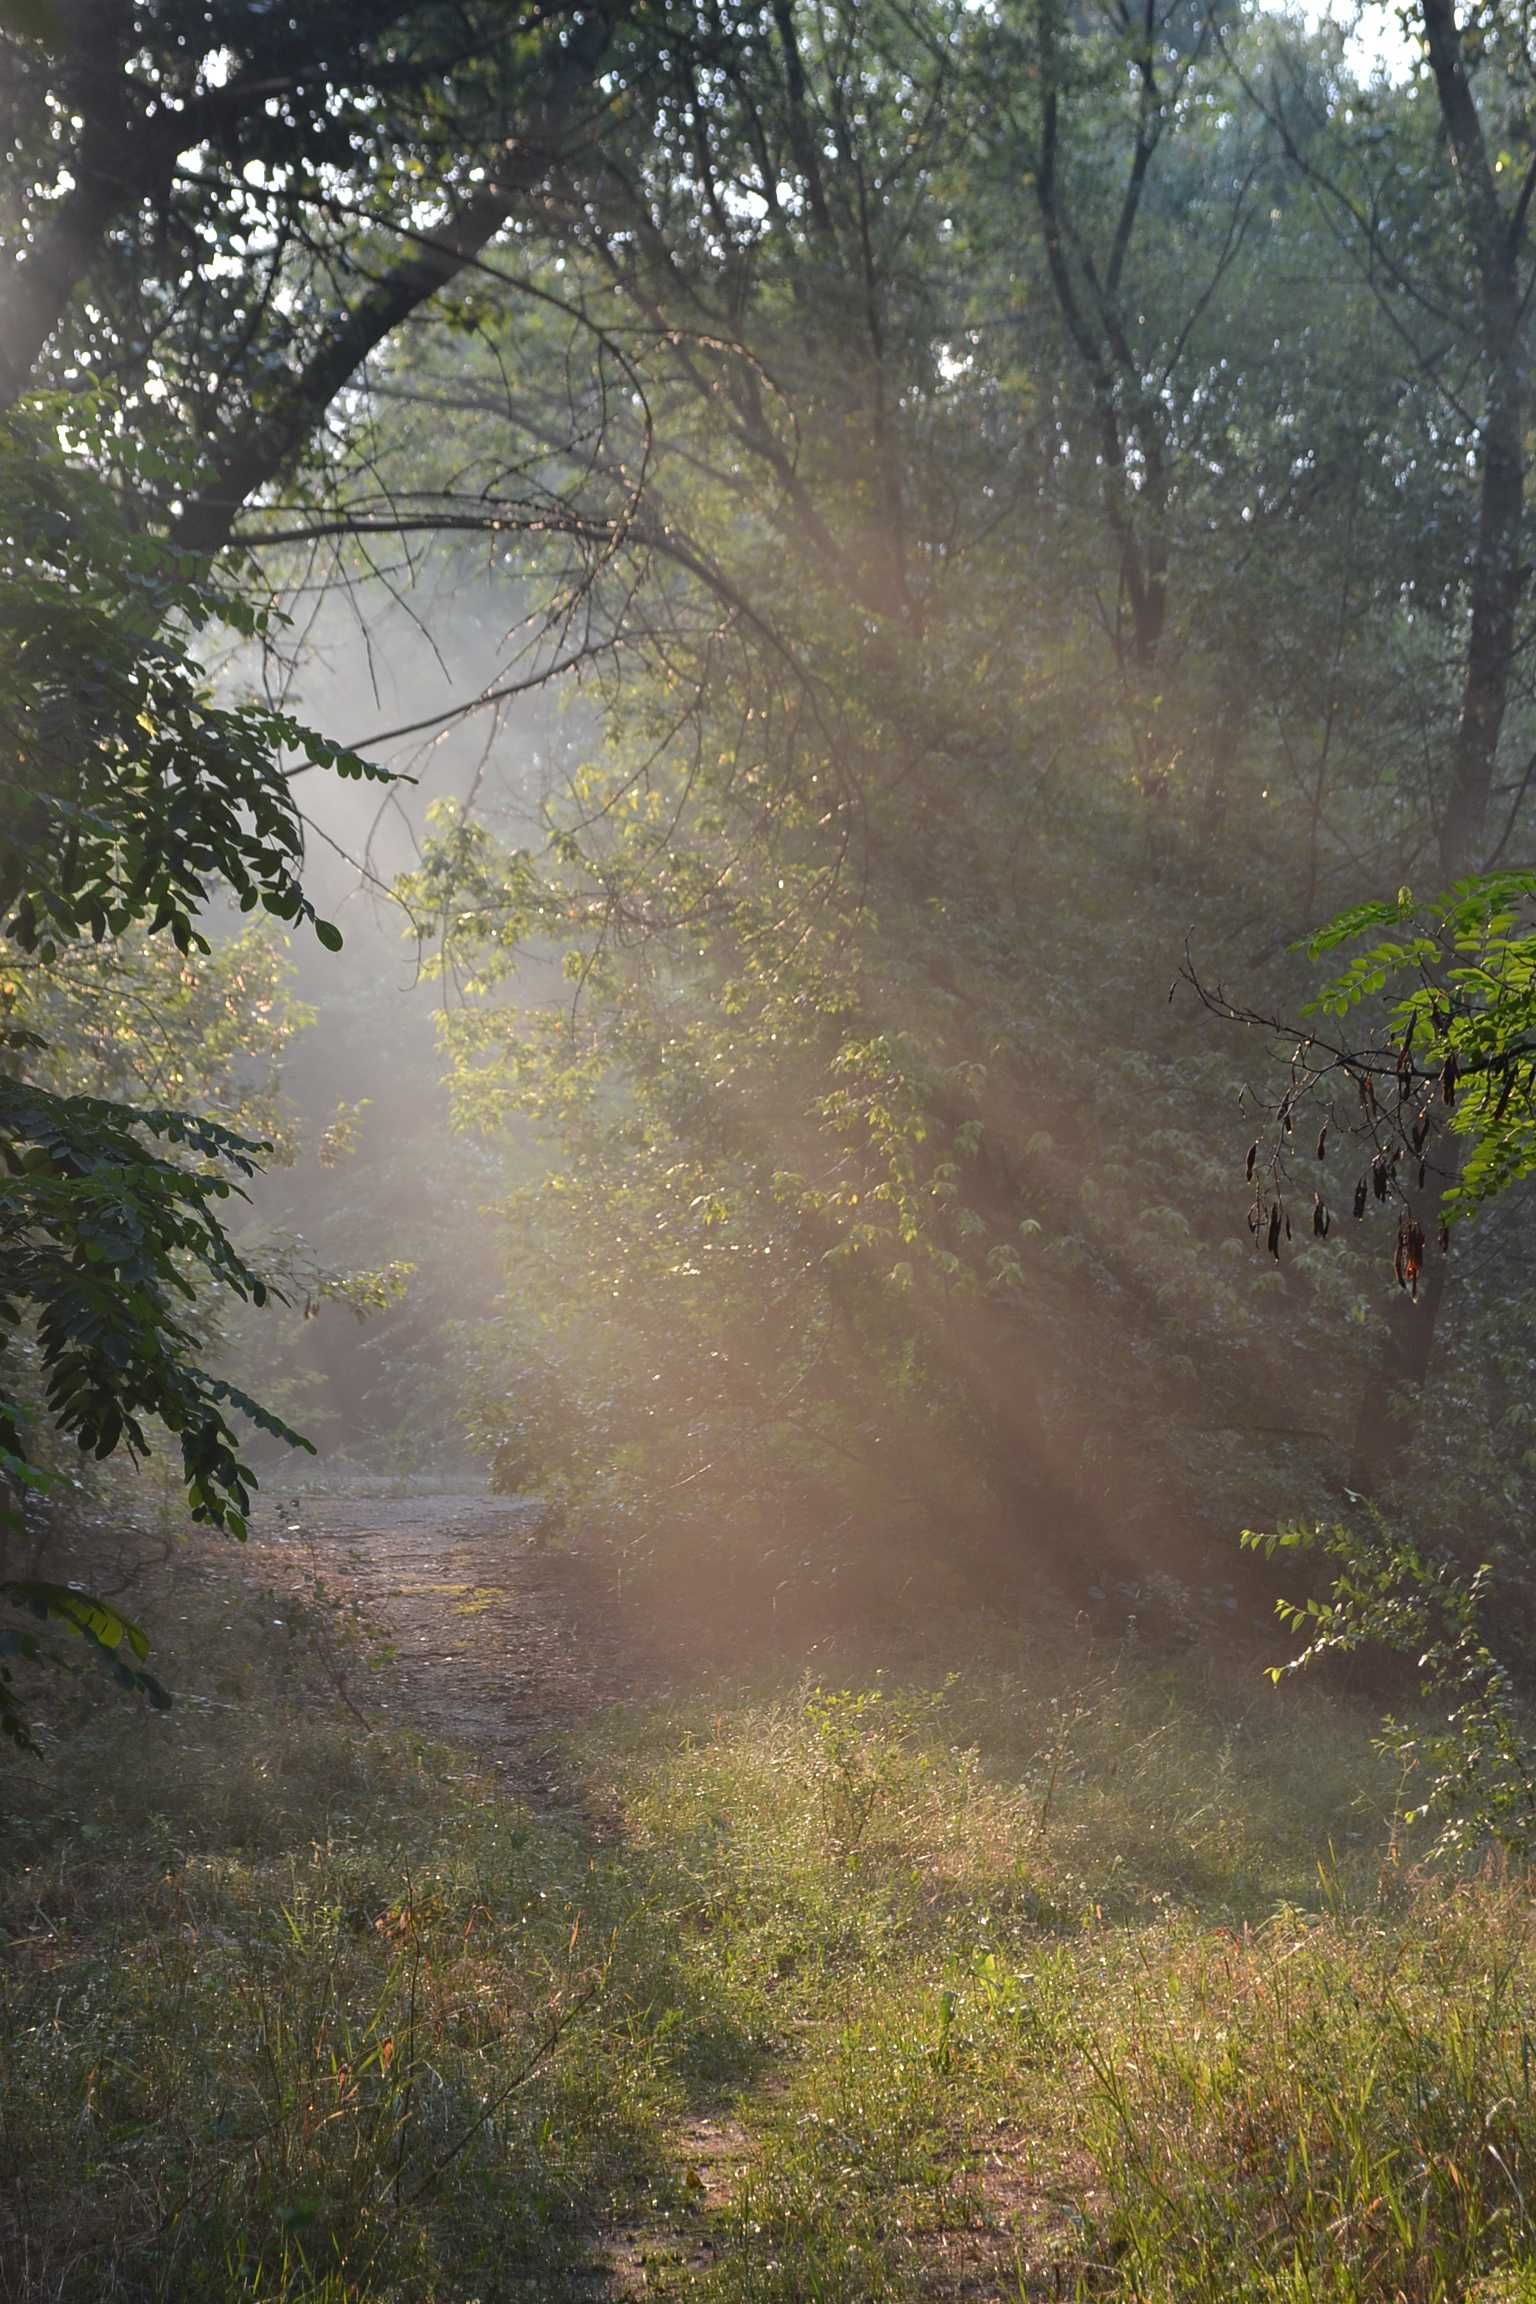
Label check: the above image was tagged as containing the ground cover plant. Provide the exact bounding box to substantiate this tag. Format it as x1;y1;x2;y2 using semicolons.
9;1516;1536;2303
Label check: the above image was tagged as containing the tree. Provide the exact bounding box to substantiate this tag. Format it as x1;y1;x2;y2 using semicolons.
369;0;1411;1604
1199;0;1536;1491
0;0;622;1742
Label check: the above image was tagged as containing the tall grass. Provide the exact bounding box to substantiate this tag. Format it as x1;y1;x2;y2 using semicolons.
6;1538;1536;2301
1084;1886;1536;2302
0;1553;681;2301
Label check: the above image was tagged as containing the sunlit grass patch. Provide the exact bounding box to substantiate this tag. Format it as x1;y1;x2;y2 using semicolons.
1082;1882;1536;2301
563;1657;1536;2302
584;1650;1396;1946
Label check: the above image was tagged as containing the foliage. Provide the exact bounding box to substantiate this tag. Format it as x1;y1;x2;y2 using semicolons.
1211;874;1536;1317
0;0;638;1728
4;0;1531;1609
0;1076;308;1495
391;0;1451;1582
1244;1516;1536;1863
0;1579;170;1754
0;1075;318;1745
0;395;393;1731
1310;876;1536;1225
0;400;377;961
12;914;308;1150
9;0;1526;1611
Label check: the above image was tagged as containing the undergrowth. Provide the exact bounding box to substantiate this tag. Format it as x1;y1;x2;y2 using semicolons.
5;1524;1536;2302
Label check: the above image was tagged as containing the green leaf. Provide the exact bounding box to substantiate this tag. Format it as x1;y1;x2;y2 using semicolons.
3;1581;151;1658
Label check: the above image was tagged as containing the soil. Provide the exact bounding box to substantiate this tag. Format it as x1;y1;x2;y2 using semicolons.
244;1487;647;1798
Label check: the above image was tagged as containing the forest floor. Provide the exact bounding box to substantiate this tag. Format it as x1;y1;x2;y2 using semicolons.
233;1492;1098;2297
7;1483;1536;2304
240;1489;648;1796
235;1489;1105;2298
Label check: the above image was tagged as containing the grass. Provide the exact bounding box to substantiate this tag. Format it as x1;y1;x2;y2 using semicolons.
6;1532;1536;2301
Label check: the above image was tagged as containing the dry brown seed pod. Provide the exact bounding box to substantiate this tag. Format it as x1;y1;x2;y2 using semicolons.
1400;1217;1426;1298
1494;1063;1517;1122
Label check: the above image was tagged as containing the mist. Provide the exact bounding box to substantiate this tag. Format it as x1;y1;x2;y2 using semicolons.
10;2;1536;2295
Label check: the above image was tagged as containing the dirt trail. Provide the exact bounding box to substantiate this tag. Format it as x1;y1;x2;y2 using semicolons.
245;1488;645;1796
242;1488;1067;2297
245;1488;749;2292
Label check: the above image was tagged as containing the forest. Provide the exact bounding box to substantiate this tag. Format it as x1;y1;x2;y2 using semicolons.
10;0;1536;2295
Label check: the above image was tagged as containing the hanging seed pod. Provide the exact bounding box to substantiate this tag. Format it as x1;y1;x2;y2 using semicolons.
1316;1122;1328;1160
1412;1107;1430;1154
1371;1153;1390;1201
1312;1195;1329;1237
1353;1175;1368;1220
1245;1139;1259;1181
1494;1061;1517;1122
1396;1015;1416;1100
1267;1204;1282;1259
1285;1211;1293;1241
1399;1217;1426;1298
1442;1048;1459;1106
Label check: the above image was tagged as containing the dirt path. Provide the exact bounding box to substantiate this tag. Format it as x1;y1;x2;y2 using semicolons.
245;1488;645;1799
240;1488;1067;2298
244;1488;747;2292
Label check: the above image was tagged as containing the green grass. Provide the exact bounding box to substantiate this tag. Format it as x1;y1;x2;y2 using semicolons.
6;1542;1536;2301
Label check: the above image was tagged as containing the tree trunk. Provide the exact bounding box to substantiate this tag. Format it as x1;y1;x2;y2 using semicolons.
1351;0;1526;1491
